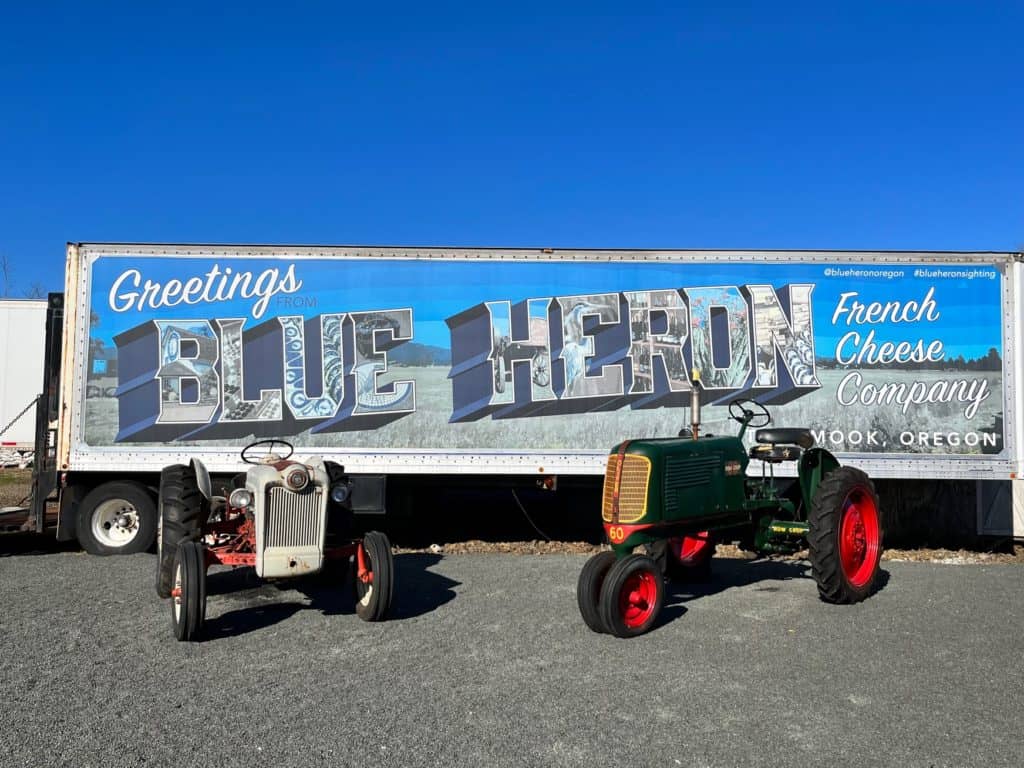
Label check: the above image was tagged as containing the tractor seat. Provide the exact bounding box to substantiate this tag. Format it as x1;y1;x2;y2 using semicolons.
749;444;802;463
754;428;815;450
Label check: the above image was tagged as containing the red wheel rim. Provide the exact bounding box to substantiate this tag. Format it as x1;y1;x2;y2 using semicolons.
670;532;712;565
838;486;881;587
618;566;659;629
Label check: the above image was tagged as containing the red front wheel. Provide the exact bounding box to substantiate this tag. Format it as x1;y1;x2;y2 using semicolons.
652;532;716;582
577;551;616;633
598;555;664;638
170;540;206;642
354;531;394;621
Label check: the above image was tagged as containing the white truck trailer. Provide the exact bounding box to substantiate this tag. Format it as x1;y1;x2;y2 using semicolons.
21;243;1024;553
0;299;47;467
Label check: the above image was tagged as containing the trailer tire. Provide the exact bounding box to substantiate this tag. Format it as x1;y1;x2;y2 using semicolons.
171;540;207;642
77;482;157;556
156;464;208;598
577;551;616;633
354;531;394;622
809;467;883;604
598;554;664;638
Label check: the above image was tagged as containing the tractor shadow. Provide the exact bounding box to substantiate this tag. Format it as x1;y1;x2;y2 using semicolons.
657;558;892;629
200;553;459;640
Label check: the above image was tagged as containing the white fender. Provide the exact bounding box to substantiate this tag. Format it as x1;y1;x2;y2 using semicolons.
190;458;213;500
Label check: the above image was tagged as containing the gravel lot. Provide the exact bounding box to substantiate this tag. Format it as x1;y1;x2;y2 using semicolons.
2;542;1023;768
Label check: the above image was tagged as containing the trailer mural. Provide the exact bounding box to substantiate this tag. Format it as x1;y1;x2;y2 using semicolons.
79;253;1006;458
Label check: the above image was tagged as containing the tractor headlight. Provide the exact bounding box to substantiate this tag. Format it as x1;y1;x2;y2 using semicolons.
229;488;253;510
330;483;351;504
284;466;309;491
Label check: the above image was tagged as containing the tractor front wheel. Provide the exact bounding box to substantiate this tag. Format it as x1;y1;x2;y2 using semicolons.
171;540;207;642
598;554;664;638
576;551;616;633
354;531;394;622
808;466;883;603
650;533;716;582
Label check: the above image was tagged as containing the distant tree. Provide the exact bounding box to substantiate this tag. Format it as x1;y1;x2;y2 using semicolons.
0;253;11;296
0;253;53;298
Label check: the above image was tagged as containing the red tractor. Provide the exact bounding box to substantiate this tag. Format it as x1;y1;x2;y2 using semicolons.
155;440;394;641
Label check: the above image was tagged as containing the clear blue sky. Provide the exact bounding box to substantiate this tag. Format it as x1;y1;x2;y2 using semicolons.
1;1;1021;295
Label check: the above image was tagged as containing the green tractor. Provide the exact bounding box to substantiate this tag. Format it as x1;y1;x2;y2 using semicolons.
577;378;883;638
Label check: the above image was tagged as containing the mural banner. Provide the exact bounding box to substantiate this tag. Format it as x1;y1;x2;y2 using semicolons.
81;254;1005;457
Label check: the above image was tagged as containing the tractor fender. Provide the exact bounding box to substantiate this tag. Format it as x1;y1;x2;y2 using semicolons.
190;458;213;501
798;447;841;515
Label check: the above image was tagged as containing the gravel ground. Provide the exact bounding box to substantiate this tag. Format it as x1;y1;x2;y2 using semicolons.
2;544;1023;767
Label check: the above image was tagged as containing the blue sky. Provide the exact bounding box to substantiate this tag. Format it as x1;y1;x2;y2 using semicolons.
1;2;1021;296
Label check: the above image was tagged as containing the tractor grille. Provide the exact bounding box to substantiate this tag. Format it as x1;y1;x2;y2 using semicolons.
664;455;719;516
265;487;323;548
601;454;651;524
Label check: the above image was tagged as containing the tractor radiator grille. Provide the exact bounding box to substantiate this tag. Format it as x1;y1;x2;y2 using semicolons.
664;455;719;516
265;487;323;548
601;454;651;524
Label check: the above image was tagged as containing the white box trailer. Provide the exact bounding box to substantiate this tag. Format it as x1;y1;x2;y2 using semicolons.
0;299;47;465
24;243;1024;552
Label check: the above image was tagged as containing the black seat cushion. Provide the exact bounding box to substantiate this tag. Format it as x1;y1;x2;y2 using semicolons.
749;444;802;463
754;428;815;449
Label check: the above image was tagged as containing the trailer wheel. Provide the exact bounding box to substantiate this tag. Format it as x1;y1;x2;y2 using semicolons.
171;540;207;642
576;551;616;633
77;482;157;556
156;464;208;598
598;554;664;638
354;531;394;622
808;467;883;604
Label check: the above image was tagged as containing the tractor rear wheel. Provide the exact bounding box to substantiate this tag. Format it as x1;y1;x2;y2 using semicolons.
808;467;883;603
598;554;664;638
171;540;207;642
576;551;617;633
156;464;208;598
355;531;394;622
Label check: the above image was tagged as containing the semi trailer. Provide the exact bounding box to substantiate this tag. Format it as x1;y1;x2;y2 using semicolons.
0;299;47;468
17;243;1024;553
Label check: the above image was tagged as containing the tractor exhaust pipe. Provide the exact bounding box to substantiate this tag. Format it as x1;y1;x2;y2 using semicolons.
690;369;702;440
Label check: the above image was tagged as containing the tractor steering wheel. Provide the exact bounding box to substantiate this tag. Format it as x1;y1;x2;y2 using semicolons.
241;438;295;465
728;398;771;428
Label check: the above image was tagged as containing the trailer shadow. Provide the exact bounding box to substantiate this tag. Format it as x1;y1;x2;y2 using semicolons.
657;558;892;629
200;553;459;640
0;532;80;557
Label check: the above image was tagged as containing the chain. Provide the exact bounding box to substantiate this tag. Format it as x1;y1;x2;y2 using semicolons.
0;394;41;438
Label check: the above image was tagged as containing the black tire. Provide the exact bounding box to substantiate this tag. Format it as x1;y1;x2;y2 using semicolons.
808;466;883;604
77;481;157;556
648;535;716;583
355;531;394;621
577;551;617;633
171;540;207;642
598;554;664;638
156;464;208;598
